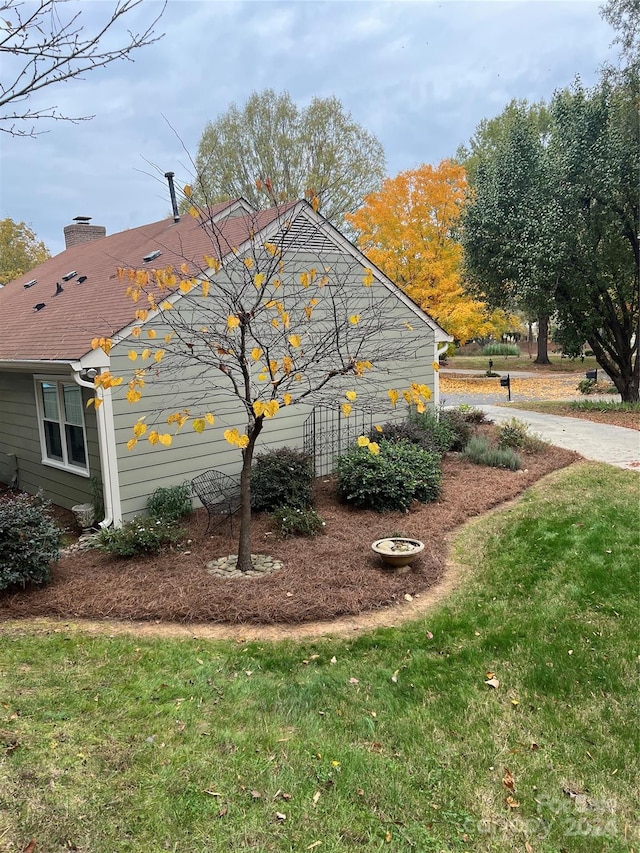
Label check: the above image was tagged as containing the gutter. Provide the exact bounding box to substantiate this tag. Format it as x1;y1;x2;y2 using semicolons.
72;368;122;529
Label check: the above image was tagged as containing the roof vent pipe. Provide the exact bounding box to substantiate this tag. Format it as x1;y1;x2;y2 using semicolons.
165;171;180;222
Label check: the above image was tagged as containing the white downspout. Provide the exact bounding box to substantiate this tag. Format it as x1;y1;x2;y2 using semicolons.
434;341;449;409
73;371;122;528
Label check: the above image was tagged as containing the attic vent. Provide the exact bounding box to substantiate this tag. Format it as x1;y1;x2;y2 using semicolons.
34;303;45;311
62;270;77;281
143;250;162;263
274;216;342;255
54;282;63;296
23;279;37;289
77;275;87;284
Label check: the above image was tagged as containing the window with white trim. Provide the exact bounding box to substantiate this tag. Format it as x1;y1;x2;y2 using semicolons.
35;379;89;474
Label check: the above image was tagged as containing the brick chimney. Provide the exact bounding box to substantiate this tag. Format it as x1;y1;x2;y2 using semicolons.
63;216;106;249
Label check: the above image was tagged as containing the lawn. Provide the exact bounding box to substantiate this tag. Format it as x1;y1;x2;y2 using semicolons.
507;400;640;431
1;462;638;852
444;353;599;374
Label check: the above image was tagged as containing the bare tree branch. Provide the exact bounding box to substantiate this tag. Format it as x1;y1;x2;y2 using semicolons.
0;0;165;135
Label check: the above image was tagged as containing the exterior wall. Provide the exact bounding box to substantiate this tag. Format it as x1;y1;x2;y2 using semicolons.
0;368;100;509
107;243;438;520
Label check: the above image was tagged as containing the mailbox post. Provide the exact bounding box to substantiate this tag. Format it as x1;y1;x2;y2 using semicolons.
500;373;512;401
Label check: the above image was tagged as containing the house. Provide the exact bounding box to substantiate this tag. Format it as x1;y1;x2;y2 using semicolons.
0;195;452;525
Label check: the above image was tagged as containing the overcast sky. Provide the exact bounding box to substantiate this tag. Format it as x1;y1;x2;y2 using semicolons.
0;0;615;257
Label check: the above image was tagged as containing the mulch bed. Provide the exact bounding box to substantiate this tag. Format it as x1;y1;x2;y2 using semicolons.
0;441;580;625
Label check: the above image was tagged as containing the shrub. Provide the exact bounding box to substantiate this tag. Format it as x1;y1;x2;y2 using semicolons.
0;492;62;590
97;517;183;557
439;408;475;451
269;506;326;538
496;417;546;452
251;447;314;512
463;436;522;470
457;404;490;425
147;482;193;523
336;439;441;512
368;419;435;451
481;342;521;356
409;409;456;453
577;378;598;395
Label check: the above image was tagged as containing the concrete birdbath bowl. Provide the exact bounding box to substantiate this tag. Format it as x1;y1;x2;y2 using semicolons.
371;537;425;570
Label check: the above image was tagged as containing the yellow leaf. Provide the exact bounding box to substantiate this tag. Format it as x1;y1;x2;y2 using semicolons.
189;205;199;218
264;400;280;418
243;257;254;269
349;314;360;325
147;329;156;339
205;412;215;425
160;301;173;311
251;347;263;361
131;326;141;338
164;334;172;344
271;318;279;329
133;422;147;437
368;442;380;455
345;390;357;401
405;322;413;331
264;242;278;256
227;315;240;331
127;438;138;451
141;349;151;360
341;403;352;417
258;373;267;382
154;350;165;363
128;350;138;361
374;424;383;432
159;433;172;447
179;279;194;294
253;401;265;417
253;272;265;289
433;361;440;372
283;393;292;406
299;272;309;287
192;418;206;433
288;334;301;348
363;268;373;287
183;184;192;197
148;431;160;446
357;436;370;447
135;309;149;322
388;389;399;407
269;359;278;375
201;280;210;298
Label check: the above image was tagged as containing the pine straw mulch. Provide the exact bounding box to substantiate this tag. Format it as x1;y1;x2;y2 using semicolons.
0;442;580;626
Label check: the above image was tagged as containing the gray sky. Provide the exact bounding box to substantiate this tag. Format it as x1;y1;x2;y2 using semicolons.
0;0;615;256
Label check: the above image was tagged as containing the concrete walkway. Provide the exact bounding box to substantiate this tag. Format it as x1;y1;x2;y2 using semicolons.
479;405;640;471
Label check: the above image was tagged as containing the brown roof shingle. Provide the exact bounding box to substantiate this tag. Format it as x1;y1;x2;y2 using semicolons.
0;201;294;362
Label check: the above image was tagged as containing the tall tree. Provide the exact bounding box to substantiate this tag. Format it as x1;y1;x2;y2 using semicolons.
97;197;431;572
347;161;513;345
0;0;164;136
0;218;50;285
600;0;640;74
188;90;386;228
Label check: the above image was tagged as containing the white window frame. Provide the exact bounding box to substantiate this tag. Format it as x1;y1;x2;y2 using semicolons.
34;376;90;477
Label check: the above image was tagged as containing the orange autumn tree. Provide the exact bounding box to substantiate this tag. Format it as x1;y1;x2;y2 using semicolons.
346;161;512;343
90;192;433;573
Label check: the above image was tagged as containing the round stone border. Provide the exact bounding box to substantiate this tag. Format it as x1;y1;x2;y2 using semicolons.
205;553;283;578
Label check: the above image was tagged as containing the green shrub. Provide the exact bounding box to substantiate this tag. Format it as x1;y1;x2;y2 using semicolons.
463;436;522;470
409;409;456;453
97;517;183;557
481;342;521;356
0;492;62;590
269;506;326;538
439;408;475;451
336;439;441;512
147;482;193;522
496;417;546;452
577;378;598;395
251;447;314;512
457;404;490;425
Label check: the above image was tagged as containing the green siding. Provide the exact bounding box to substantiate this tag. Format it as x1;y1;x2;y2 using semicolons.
0;369;100;511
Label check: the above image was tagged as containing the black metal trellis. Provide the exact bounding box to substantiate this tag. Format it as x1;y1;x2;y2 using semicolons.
303;405;374;476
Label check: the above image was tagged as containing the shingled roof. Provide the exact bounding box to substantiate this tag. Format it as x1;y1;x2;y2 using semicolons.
0;200;293;363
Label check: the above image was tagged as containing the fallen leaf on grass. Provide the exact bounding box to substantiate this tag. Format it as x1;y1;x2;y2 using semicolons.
275;811;286;821
349;677;359;684
506;795;520;809
204;790;222;797
312;790;321;806
425;630;434;639
485;677;500;689
502;768;515;791
307;843;322;850
21;842;37;853
391;670;399;683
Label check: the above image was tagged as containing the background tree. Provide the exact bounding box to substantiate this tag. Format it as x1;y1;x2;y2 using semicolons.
97;197;431;572
0;218;50;284
461;106;556;364
346;161;513;345
600;0;640;75
0;0;164;136
188;90;386;228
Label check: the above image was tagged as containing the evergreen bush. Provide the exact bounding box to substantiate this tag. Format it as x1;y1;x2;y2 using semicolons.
97;517;183;557
251;447;314;512
463;436;522;470
0;492;61;590
269;506;326;538
147;482;193;522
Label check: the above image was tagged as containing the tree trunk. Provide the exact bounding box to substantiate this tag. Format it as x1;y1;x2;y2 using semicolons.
236;419;263;573
534;314;551;364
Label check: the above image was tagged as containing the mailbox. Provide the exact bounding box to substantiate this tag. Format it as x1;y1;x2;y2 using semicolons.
586;369;598;382
499;376;510;388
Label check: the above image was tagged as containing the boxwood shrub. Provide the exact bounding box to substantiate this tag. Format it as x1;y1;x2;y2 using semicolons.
251;447;314;512
336;438;442;512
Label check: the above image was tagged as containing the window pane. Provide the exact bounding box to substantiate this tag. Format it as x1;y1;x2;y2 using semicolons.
44;420;63;461
63;384;83;425
41;383;59;420
65;424;86;467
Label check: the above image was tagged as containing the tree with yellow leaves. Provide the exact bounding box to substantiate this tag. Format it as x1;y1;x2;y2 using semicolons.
346;161;512;344
94;192;435;572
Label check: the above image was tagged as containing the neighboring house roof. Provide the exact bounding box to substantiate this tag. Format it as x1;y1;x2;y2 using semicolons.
0;198;451;364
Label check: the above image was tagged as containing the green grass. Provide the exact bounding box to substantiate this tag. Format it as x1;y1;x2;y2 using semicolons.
1;464;638;852
445;354;600;373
